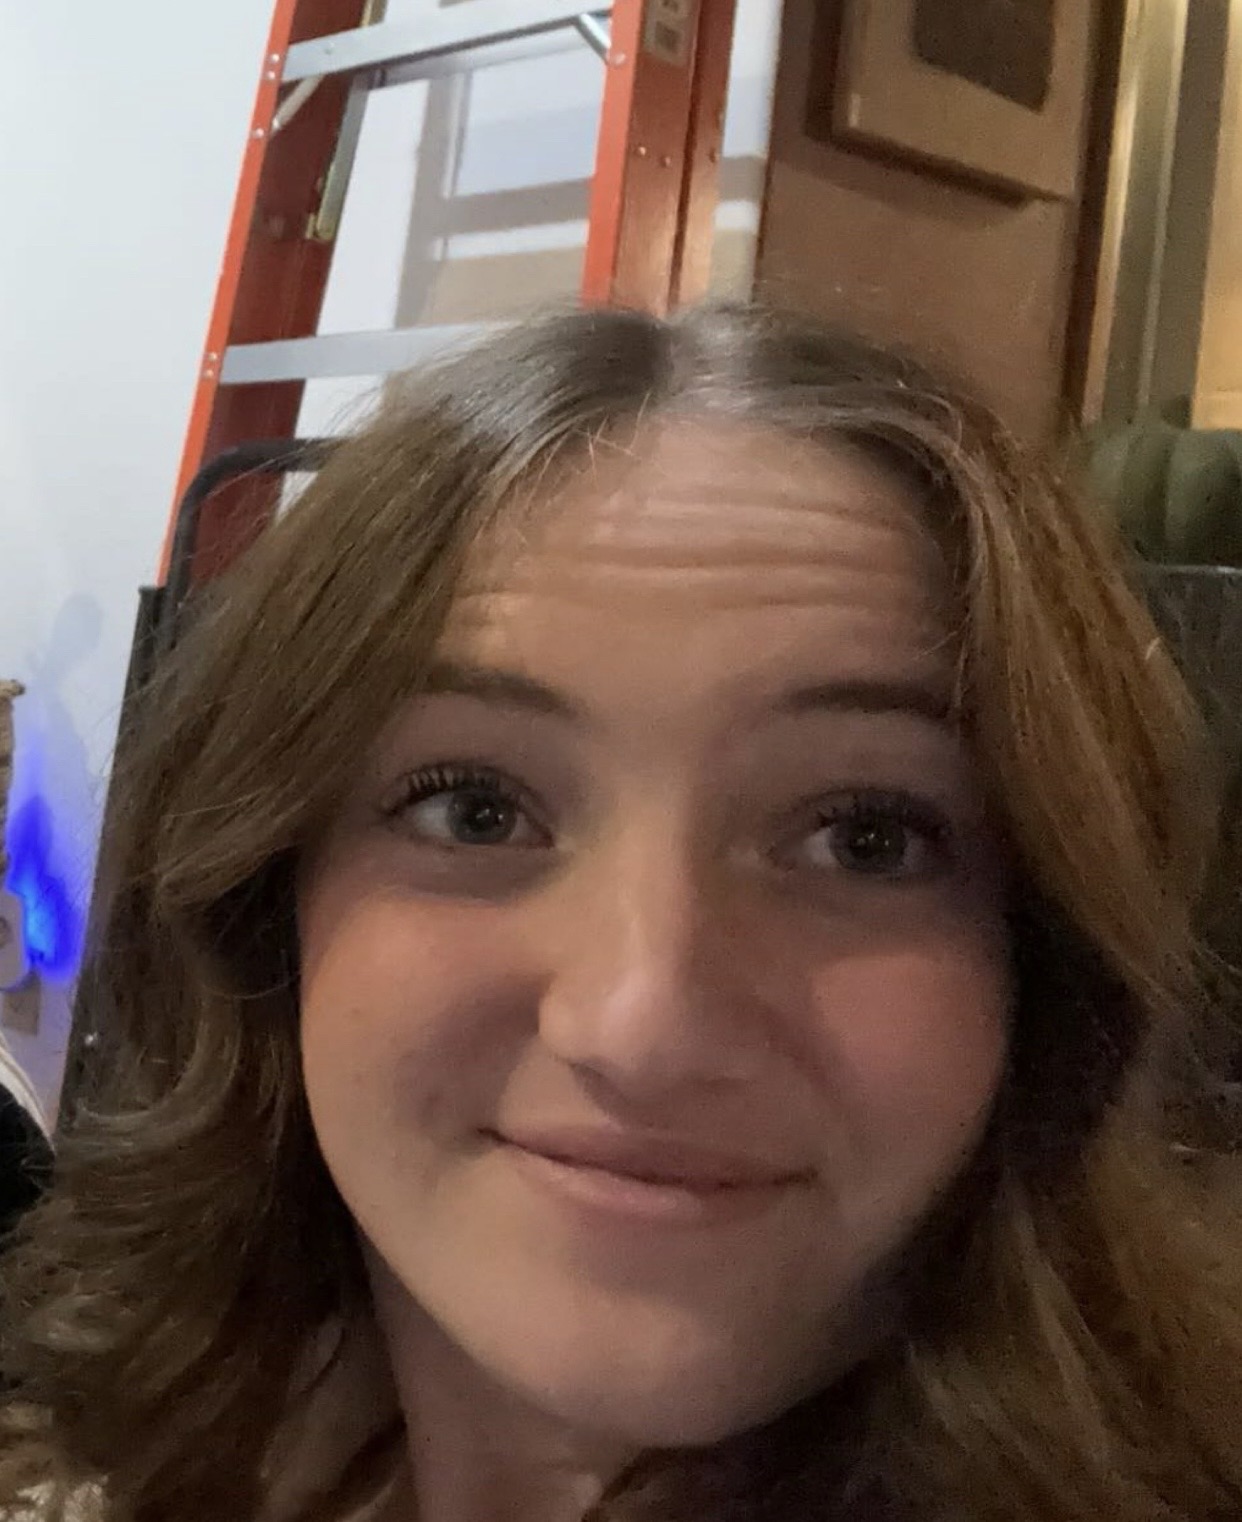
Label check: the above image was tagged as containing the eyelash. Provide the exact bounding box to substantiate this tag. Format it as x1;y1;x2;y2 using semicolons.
814;789;949;844
381;762;532;821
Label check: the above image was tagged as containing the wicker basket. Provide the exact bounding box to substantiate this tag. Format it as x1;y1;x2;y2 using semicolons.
0;680;23;884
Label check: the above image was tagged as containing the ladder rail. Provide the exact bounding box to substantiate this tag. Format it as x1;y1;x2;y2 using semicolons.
162;0;373;579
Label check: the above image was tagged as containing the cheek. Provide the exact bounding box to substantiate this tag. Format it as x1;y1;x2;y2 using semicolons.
807;936;1010;1169
298;877;529;1150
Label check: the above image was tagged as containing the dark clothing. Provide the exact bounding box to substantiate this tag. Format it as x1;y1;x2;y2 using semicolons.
0;1082;51;1240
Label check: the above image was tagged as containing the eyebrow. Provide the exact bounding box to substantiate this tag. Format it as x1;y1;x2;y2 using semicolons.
776;678;954;727
420;660;583;721
421;660;953;729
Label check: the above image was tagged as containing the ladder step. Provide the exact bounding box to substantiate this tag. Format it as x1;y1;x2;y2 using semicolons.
282;2;612;85
357;23;598;91
221;325;492;385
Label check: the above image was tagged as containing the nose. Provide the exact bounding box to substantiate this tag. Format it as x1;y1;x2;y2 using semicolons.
534;816;773;1100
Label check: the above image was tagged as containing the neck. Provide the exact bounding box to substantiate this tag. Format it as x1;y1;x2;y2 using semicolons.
370;1270;638;1522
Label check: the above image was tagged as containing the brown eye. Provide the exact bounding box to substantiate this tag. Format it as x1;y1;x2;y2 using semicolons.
824;811;922;875
796;792;953;881
435;787;521;847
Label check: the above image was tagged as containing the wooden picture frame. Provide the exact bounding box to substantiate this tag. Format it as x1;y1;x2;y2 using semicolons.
833;0;1093;201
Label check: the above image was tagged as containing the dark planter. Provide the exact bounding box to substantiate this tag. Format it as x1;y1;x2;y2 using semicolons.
1144;566;1242;1149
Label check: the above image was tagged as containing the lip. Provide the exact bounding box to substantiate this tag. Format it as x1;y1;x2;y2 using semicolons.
488;1125;811;1226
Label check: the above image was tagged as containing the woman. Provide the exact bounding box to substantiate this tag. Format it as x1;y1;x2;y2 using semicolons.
2;304;1240;1522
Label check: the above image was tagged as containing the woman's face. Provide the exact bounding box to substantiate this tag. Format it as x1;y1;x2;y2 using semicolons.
298;422;1010;1450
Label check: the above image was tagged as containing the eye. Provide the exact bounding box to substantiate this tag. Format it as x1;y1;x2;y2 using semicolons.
382;764;548;850
795;791;954;881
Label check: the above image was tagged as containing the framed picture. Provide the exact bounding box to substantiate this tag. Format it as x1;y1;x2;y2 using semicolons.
832;0;1093;200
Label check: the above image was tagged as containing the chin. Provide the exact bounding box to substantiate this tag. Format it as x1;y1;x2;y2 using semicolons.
527;1372;807;1452
452;1294;833;1451
365;1227;860;1454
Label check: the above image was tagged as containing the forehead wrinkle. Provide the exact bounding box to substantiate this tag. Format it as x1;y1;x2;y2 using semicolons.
552;468;917;551
452;566;942;625
490;420;934;565
451;421;950;650
466;487;941;600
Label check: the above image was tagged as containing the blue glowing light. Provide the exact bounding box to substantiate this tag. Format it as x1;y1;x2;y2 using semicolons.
5;795;81;978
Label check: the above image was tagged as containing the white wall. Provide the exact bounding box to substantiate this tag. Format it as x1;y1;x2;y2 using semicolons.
0;1;272;1110
0;1;780;1114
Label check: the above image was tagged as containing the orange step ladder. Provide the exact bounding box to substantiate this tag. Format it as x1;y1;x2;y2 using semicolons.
166;0;739;593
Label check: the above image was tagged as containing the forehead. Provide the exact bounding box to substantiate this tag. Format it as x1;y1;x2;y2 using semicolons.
442;421;954;699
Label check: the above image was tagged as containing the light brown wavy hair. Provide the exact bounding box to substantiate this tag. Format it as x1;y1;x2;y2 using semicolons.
3;303;1241;1522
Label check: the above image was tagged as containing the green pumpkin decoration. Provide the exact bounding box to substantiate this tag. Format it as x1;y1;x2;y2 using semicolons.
1162;431;1242;566
1084;420;1174;559
1084;421;1242;567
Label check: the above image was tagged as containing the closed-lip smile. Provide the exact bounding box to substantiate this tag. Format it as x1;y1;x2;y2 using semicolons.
488;1124;811;1191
